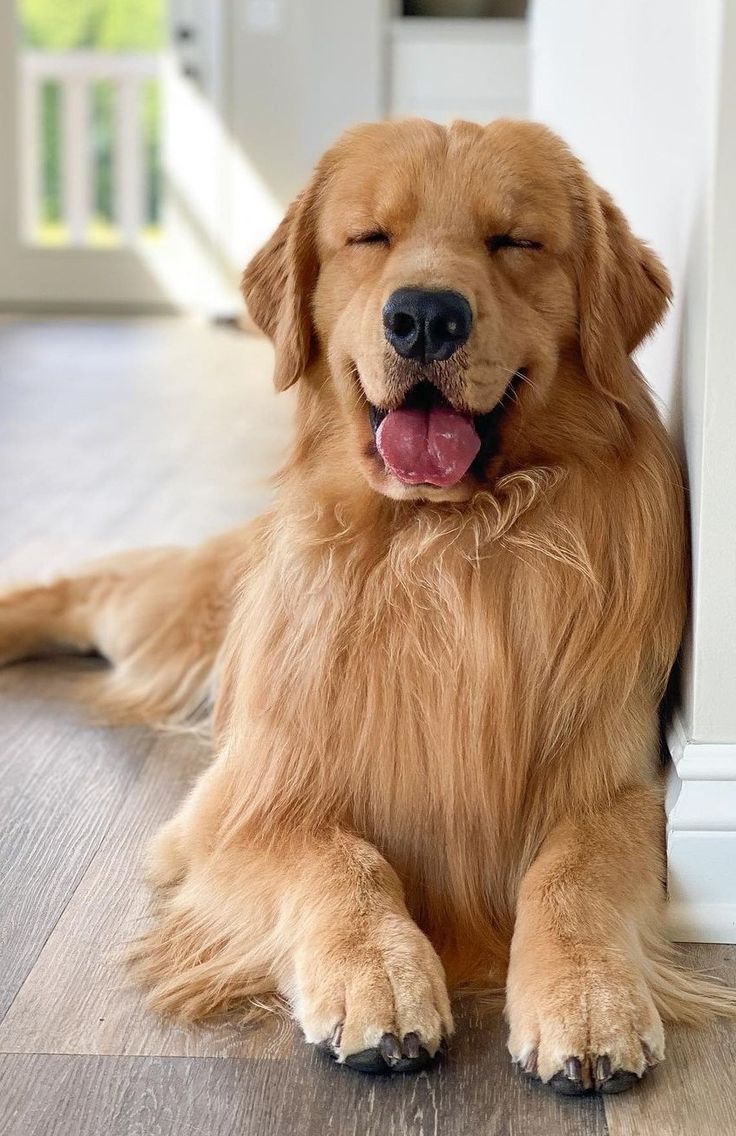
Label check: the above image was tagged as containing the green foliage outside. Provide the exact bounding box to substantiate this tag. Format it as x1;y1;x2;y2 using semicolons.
20;0;165;50
19;0;165;235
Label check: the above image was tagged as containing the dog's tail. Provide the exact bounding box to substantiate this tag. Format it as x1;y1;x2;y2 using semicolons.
0;526;252;727
642;929;736;1024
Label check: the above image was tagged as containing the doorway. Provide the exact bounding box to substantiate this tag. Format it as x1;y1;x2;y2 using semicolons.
0;0;239;313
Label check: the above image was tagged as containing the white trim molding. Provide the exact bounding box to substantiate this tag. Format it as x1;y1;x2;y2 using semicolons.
665;712;736;943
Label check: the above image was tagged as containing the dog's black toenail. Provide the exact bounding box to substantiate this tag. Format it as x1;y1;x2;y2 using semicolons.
598;1068;642;1095
316;1022;343;1057
402;1032;421;1060
549;1057;588;1096
521;1049;538;1077
390;1046;435;1074
595;1055;612;1084
642;1042;658;1067
379;1033;402;1067
565;1057;583;1083
593;1052;644;1094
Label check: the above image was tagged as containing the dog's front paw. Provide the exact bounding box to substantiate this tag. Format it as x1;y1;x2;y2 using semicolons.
291;912;453;1075
506;951;663;1095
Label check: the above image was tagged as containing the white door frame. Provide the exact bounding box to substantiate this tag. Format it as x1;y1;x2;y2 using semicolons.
0;4;177;312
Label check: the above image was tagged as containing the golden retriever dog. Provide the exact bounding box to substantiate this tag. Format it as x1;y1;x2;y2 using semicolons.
1;118;733;1095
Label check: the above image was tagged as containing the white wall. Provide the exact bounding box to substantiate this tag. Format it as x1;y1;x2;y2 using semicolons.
223;0;386;251
531;0;720;416
164;0;388;283
531;0;736;746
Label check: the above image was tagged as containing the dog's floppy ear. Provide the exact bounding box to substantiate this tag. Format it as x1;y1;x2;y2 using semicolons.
577;184;672;404
241;176;322;392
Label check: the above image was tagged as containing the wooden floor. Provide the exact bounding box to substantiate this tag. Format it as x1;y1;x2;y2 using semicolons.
1;317;735;1136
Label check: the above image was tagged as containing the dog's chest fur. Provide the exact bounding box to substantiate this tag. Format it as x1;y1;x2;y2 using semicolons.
225;496;571;948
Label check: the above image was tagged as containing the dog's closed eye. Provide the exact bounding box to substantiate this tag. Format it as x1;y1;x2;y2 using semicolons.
486;235;543;254
348;230;390;247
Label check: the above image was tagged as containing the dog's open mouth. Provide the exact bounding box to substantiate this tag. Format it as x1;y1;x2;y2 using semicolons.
369;375;523;488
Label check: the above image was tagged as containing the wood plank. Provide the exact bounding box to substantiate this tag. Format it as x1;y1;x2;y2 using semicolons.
0;729;292;1060
0;661;154;1023
604;943;736;1136
0;1053;258;1136
0;1006;609;1136
0;319;288;581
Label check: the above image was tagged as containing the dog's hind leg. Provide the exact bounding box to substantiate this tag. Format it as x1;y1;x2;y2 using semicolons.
0;525;254;727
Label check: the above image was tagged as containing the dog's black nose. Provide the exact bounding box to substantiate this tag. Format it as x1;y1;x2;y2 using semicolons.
383;288;472;362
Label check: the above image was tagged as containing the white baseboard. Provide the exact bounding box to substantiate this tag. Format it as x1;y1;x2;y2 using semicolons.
665;713;736;943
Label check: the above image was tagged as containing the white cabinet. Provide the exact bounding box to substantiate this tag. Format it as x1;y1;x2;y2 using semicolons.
388;17;528;122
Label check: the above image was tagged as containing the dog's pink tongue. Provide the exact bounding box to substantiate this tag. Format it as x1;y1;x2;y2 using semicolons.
376;406;480;487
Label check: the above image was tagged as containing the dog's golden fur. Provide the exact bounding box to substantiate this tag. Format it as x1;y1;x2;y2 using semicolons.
2;119;734;1091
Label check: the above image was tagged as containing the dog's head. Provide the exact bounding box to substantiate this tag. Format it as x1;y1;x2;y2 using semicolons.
243;119;670;503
